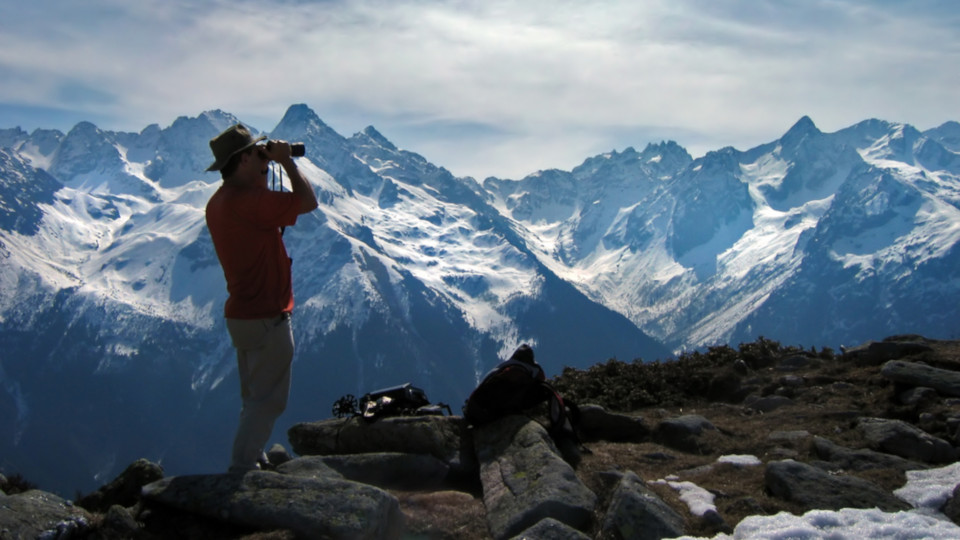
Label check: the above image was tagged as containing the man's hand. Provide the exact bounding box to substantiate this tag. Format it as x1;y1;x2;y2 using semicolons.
265;140;317;214
264;140;294;166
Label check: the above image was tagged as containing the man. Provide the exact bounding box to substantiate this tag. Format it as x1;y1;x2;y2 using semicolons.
204;124;318;473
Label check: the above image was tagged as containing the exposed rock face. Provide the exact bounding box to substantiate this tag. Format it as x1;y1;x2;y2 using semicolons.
765;459;912;512
858;417;959;464
141;471;404;540
599;471;686;540
5;335;960;538
473;415;597;539
0;490;91;539
812;436;928;472
77;458;164;512
656;414;718;453
882;360;960;397
288;415;475;481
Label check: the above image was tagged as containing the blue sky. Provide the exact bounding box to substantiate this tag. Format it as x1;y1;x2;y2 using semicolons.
1;0;957;179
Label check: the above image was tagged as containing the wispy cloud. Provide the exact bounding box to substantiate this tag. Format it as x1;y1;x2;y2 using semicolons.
1;0;957;178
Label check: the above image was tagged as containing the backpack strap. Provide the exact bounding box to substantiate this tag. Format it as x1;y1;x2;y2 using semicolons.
541;382;588;452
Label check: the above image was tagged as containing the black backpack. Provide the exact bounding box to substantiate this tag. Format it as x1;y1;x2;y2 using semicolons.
333;383;451;422
463;344;582;444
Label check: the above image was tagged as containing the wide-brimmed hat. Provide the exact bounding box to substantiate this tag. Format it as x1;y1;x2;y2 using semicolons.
206;124;266;171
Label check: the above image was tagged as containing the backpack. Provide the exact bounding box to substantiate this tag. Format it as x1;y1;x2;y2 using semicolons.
332;383;451;423
463;345;583;445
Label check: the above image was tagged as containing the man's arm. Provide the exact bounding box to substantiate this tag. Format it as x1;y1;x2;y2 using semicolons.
268;141;319;214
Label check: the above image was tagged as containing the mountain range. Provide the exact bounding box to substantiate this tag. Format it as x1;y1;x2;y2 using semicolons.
1;104;957;496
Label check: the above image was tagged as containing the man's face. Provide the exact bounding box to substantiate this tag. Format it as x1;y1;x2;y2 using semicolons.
255;147;270;176
241;146;270;183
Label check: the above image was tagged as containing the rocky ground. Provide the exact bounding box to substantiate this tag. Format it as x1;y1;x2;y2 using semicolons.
3;334;959;539
397;335;960;539
568;337;960;538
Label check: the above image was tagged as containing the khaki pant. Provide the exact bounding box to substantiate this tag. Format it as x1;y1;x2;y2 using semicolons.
225;313;294;472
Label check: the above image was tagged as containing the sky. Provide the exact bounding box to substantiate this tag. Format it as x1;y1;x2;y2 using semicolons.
1;0;958;179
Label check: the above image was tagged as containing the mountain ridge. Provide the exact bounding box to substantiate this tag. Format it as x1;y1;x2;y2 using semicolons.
0;106;958;496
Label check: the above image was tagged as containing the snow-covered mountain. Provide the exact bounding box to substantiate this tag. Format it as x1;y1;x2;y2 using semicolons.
484;116;960;351
0;105;666;495
1;105;957;496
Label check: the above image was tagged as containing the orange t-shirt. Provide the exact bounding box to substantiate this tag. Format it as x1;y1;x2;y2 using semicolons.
205;184;302;319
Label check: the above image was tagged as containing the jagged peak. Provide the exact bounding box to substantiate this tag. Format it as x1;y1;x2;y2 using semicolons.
29;127;65;138
139;123;162;137
357;125;397;151
276;104;327;132
640;140;693;162
780;116;821;147
65;121;101;136
196;110;243;133
924;120;960;152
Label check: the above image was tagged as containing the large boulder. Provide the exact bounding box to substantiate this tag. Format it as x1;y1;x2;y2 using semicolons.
0;490;92;539
812;436;928;472
76;458;164;512
474;415;597;539
857;417;958;464
843;338;934;365
765;459;911;512
509;517;593;539
287;416;473;479
577;404;650;442
599;470;687;540
284;452;450;491
656;415;718;453
881;360;960;398
142;471;403;540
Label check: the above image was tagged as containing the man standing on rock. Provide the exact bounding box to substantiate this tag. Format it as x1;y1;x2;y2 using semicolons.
204;124;318;473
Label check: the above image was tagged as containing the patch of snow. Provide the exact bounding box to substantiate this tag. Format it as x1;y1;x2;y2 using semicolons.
672;461;960;539
716;454;762;467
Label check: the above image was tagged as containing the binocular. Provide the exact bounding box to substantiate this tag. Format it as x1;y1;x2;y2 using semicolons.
265;140;306;157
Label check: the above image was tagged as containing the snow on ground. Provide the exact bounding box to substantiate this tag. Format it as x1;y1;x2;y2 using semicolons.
664;457;960;540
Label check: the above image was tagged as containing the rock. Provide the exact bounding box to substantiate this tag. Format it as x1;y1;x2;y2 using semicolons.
599;471;686;540
266;443;293;466
304;452;450;490
275;456;346;481
732;359;750;375
812;436;928;472
744;394;794;413
776;354;819;372
881;360;960;398
657;415;717;453
767;430;811;444
103;504;142;536
288;416;473;478
76;458;164;512
0;489;92;539
844;339;934;365
474;415;597;539
142;471;403;540
508;517;593;540
577;404;650;442
941;484;960;526
899;386;940;406
765;459;911;512
857;417;958;464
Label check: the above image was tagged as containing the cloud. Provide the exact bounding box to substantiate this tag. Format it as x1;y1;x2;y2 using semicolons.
0;0;957;178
